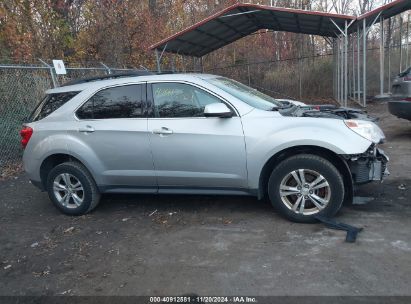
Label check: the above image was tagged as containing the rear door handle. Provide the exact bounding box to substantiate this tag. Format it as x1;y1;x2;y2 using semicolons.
152;127;173;135
78;125;95;133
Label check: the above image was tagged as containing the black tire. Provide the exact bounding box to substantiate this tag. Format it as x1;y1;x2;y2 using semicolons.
268;154;344;223
46;161;101;215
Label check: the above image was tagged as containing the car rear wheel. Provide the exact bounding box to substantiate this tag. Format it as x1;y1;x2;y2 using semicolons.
268;154;344;223
46;161;101;215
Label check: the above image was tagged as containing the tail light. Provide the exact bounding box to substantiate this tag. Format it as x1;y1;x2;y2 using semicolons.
405;98;411;102
20;126;33;148
404;76;411;81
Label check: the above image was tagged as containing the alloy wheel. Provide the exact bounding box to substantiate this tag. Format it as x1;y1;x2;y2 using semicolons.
279;169;331;215
53;173;85;209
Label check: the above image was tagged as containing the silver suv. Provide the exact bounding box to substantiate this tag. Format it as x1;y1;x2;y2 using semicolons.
21;73;388;222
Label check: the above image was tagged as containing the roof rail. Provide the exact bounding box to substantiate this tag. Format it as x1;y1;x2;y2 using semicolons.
61;70;154;87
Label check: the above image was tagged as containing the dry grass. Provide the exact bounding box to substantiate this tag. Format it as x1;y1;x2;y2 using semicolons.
0;163;24;181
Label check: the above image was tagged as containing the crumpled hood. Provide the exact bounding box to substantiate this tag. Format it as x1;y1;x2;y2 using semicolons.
278;99;377;122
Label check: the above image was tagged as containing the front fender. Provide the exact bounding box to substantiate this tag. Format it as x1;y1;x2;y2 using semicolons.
242;116;372;189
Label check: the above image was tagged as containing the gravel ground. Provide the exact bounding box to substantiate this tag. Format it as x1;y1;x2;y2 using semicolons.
0;101;410;296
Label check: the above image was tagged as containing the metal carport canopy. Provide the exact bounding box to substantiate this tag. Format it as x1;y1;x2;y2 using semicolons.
150;0;411;58
149;3;355;57
352;0;411;29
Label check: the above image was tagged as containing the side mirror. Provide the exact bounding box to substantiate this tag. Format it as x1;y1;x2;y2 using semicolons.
204;103;233;118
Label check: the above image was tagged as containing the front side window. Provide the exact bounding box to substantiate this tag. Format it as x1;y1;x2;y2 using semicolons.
77;84;143;119
30;91;80;122
152;83;223;118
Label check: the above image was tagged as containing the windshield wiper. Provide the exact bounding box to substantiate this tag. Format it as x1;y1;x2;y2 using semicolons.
271;103;295;111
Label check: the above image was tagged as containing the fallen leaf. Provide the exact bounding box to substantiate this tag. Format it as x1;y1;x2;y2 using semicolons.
63;227;75;234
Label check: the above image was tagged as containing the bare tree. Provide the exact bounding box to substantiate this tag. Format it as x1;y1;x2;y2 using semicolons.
330;0;354;14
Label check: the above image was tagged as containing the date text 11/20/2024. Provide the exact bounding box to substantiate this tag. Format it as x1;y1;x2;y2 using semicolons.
149;296;258;303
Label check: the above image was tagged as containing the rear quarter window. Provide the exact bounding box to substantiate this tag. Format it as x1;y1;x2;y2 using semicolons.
29;91;80;122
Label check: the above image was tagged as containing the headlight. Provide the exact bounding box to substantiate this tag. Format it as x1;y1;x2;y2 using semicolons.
344;119;385;143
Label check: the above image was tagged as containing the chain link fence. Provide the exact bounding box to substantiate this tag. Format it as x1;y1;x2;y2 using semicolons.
0;63;135;176
208;54;334;101
207;42;410;103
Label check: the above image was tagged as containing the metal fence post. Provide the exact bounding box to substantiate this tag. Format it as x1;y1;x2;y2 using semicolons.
39;59;58;88
182;55;186;73
100;62;112;74
171;56;176;72
247;58;251;86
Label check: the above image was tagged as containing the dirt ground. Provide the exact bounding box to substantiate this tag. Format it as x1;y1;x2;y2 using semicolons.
0;101;410;296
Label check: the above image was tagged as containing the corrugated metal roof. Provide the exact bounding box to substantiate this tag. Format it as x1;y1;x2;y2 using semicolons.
150;3;354;57
357;0;411;23
150;0;411;57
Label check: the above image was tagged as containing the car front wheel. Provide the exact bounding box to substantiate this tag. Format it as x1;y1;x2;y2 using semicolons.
268;154;345;223
46;161;101;215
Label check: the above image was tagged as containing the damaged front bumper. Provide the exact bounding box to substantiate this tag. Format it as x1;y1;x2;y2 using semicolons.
346;145;389;184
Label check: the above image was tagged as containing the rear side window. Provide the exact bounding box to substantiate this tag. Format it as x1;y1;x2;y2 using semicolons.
76;84;144;119
30;91;80;122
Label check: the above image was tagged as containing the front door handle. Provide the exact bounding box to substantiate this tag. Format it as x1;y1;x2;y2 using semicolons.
78;125;95;133
152;127;173;135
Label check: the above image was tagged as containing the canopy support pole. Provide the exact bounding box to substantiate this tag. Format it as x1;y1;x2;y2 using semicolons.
333;39;337;100
331;19;354;106
335;36;341;103
357;24;361;104
341;36;344;104
388;18;392;93
155;43;168;73
400;16;403;73
344;21;348;107
380;16;385;96
407;14;410;68
155;49;161;73
363;18;367;107
352;34;355;100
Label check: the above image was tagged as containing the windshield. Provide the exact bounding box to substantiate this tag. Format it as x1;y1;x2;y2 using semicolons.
206;77;282;110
